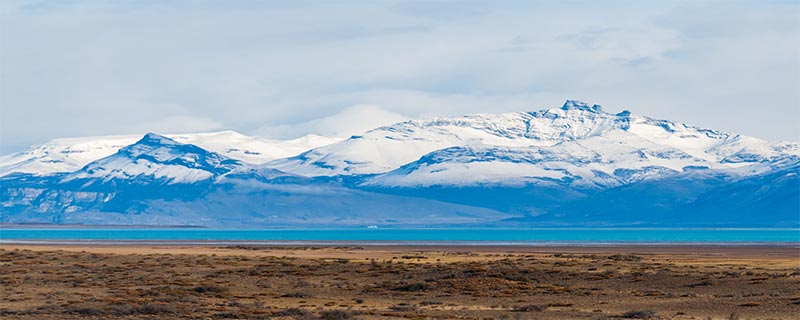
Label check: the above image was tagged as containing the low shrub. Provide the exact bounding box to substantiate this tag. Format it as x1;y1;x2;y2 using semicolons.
621;310;657;318
320;310;354;320
273;308;313;317
280;292;312;298
512;304;546;312
193;285;228;294
393;282;430;292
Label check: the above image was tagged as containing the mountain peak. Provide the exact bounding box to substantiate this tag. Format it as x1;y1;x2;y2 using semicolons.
561;100;603;113
138;132;180;146
63;131;249;184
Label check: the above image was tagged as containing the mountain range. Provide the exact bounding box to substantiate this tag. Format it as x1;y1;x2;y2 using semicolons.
1;100;798;227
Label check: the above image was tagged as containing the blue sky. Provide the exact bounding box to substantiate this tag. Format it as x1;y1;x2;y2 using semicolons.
1;0;798;153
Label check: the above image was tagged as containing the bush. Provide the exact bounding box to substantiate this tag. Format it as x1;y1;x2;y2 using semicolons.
320;310;354;320
193;285;228;294
67;307;105;316
608;254;642;262
135;303;177;314
64;303;177;316
212;311;241;318
280;292;312;298
512;304;546;312
621;310;657;318
389;304;417;312
274;308;313;317
393;282;430;292
687;280;713;287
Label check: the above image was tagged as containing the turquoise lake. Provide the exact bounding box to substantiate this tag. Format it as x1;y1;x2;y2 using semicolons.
1;228;799;244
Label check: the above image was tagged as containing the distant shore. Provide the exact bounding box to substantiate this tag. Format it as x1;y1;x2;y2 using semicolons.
3;224;798;229
0;223;207;229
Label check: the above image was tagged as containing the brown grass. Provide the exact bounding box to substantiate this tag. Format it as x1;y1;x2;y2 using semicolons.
0;245;798;319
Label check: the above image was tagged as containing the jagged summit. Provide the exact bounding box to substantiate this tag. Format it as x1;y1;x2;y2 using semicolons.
560;99;603;113
269;100;798;179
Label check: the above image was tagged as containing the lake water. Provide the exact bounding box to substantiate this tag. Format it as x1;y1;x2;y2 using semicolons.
1;228;798;244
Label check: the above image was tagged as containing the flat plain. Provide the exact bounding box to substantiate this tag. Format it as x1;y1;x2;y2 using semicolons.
1;244;798;319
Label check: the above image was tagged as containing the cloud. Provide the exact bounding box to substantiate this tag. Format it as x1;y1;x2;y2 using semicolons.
135;116;224;135
256;105;410;139
1;1;798;153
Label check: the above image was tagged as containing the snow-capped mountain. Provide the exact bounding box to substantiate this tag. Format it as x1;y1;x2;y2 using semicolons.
0;131;340;177
168;131;341;165
0;134;139;177
272;101;798;187
63;133;249;185
1;100;797;227
0;133;507;226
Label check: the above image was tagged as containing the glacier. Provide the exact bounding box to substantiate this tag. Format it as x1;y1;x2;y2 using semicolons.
1;100;798;227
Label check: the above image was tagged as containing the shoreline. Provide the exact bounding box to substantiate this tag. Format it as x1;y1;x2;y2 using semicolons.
3;225;799;230
4;242;800;259
2;239;800;247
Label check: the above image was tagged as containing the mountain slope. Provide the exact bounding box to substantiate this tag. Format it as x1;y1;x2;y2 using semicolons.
270;101;798;185
0;178;511;227
0;131;339;177
362;132;710;188
0;133;508;226
672;160;800;227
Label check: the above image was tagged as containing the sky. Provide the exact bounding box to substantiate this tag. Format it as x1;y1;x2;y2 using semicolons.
1;0;798;153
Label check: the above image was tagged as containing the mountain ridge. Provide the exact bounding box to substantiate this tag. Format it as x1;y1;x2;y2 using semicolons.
271;101;794;179
1;100;797;227
0;131;341;177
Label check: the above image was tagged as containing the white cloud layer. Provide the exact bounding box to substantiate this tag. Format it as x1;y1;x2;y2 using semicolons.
1;0;798;152
256;104;410;139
